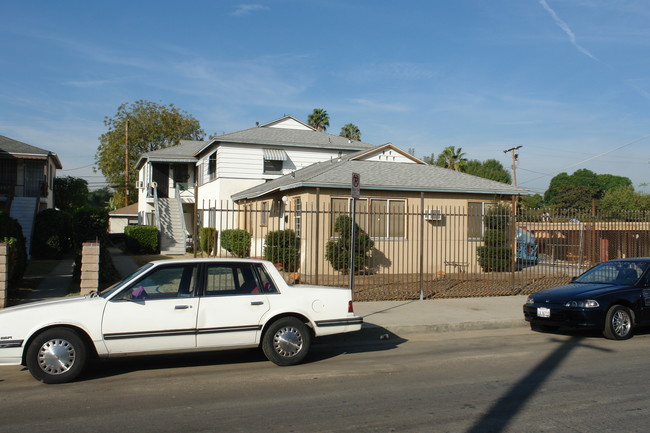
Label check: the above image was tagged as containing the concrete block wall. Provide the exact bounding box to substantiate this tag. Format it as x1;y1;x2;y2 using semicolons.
80;242;100;295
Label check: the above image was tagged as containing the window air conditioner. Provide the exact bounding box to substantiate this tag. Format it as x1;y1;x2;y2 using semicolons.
424;209;442;221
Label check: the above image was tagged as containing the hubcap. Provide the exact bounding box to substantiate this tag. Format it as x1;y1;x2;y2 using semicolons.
612;310;631;337
273;326;303;357
37;338;76;375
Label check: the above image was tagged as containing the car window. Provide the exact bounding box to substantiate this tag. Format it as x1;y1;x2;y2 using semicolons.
117;265;197;300
575;261;649;285
204;263;277;296
255;264;278;294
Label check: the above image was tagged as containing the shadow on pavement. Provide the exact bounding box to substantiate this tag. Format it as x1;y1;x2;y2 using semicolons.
75;327;406;383
466;335;613;433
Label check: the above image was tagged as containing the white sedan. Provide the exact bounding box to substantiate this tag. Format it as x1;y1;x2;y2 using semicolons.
0;258;362;384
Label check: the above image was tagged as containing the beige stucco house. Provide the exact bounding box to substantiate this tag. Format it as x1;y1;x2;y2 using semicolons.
231;144;528;277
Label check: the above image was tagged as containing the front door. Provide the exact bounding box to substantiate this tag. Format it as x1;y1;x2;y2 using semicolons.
102;264;199;354
151;163;169;198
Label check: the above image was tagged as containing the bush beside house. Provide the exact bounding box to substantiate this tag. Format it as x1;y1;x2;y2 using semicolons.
125;225;160;254
325;215;374;274
263;229;299;272
31;209;72;259
0;211;27;286
476;204;512;272
221;229;251;258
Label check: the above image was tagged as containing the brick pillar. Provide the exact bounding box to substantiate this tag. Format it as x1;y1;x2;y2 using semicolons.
0;243;7;309
80;242;100;295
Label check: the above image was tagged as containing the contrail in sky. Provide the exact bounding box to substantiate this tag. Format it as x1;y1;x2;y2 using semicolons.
538;0;598;61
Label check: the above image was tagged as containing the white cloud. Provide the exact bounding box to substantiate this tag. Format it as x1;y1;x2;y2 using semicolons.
231;4;268;16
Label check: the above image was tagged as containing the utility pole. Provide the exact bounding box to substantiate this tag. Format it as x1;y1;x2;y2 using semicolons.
503;145;522;186
125;120;130;206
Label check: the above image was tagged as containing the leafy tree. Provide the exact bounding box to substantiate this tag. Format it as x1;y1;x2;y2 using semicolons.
54;176;89;212
521;194;545;209
307;108;330;132
544;169;632;206
339;123;361;141
422;153;435;165
88;187;113;209
435;146;467;171
95;100;204;207
600;185;650;211
553;185;597;210
464;159;512;184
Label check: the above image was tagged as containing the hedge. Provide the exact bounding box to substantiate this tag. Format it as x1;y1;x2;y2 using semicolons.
31;208;72;259
200;227;217;254
0;211;26;284
220;229;251;258
263;229;299;272
125;225;160;254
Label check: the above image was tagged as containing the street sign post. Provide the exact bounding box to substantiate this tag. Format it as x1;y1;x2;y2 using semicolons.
350;173;360;293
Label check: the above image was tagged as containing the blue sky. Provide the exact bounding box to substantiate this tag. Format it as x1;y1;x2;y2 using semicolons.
2;0;650;195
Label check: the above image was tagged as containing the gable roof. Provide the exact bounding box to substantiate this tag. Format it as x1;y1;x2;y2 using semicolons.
136;115;375;168
0;135;63;168
232;149;528;200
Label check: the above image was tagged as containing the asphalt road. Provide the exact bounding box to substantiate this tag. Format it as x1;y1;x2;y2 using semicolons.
1;328;650;433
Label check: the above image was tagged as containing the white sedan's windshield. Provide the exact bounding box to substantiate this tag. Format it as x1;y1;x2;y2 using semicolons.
99;263;154;298
575;261;649;285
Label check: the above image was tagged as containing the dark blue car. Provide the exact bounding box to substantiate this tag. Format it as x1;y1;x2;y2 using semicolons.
523;258;650;340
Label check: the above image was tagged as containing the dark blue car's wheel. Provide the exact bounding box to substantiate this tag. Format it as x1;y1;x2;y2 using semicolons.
603;305;633;340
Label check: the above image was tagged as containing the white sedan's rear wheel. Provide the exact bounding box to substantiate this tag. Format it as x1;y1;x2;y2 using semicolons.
262;317;311;366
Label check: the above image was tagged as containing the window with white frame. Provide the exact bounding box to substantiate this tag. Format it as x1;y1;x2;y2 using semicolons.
369;199;406;239
467;201;496;240
260;202;269;226
330;197;368;237
293;197;302;238
208;152;217;181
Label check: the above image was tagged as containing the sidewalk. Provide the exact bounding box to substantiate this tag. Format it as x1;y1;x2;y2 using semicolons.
15;250;529;336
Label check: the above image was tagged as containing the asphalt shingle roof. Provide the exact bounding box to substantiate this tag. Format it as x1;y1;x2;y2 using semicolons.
232;157;528;200
0;135;62;168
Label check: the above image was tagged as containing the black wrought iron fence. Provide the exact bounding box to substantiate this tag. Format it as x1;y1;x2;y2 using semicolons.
195;200;650;301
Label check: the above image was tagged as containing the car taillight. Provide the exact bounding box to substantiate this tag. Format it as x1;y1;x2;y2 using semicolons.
348;301;354;313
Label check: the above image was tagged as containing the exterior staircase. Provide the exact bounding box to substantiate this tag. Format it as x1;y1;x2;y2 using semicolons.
10;197;38;257
158;197;186;255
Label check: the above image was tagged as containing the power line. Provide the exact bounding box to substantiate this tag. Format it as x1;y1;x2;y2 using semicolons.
519;133;650;186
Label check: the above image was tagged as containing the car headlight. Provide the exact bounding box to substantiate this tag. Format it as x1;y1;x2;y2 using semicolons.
565;300;599;308
526;296;535;305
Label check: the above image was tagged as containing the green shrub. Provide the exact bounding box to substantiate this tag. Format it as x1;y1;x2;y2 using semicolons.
263;229;299;271
220;229;251;258
0;211;26;284
200;227;217;253
476;204;512;272
125;225;159;254
325;215;374;274
31;209;72;259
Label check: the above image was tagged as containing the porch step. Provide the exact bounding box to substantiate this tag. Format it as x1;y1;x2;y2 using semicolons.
158;197;186;255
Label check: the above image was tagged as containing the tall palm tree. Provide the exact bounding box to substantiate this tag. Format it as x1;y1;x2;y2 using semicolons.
339;123;362;141
307;108;330;132
435;146;467;171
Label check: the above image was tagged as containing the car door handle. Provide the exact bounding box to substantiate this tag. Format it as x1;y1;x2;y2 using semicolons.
175;305;190;310
250;301;264;306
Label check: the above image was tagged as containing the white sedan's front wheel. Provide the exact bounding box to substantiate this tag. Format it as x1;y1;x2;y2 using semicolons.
262;317;311;366
26;328;88;384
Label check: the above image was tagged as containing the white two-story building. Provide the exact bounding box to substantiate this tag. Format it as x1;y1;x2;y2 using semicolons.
135;116;376;254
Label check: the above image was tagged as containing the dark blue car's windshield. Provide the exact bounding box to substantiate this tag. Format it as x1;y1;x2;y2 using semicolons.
574;261;649;285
